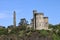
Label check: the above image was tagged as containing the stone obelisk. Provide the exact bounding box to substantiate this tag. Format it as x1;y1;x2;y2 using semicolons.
13;11;16;28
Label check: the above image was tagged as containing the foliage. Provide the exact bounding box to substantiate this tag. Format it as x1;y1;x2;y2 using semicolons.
26;31;32;37
49;24;60;40
0;28;7;35
9;28;18;34
57;30;60;36
18;30;25;37
39;30;49;37
18;18;28;30
52;33;60;40
0;23;60;40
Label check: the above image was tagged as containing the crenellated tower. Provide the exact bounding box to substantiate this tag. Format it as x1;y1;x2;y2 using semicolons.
32;10;48;30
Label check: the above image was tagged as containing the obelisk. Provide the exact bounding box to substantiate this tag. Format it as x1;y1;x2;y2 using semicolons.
13;11;16;28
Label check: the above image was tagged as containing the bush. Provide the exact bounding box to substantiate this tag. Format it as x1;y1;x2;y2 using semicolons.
39;30;49;37
0;28;7;35
9;28;18;34
52;33;60;40
18;30;25;37
26;31;32;37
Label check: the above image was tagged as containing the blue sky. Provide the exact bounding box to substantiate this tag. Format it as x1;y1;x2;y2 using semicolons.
0;0;60;27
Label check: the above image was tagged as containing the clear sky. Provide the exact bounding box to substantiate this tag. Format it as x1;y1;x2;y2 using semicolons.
0;0;60;27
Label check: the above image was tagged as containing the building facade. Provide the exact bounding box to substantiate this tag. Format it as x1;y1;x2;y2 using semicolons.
27;10;48;30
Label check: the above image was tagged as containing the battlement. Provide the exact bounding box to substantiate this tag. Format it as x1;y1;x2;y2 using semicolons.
44;17;48;19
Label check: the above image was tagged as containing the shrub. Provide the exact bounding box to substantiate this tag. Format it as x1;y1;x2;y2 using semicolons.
52;33;60;40
18;30;25;37
39;30;49;37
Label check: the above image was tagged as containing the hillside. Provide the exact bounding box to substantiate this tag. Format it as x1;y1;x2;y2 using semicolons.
0;24;60;40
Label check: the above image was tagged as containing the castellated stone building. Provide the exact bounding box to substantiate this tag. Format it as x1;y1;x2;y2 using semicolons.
27;10;48;30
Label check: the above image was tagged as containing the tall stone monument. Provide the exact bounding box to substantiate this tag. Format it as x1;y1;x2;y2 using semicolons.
13;11;16;28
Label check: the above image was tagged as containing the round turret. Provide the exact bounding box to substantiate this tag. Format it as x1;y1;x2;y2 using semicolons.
33;10;37;14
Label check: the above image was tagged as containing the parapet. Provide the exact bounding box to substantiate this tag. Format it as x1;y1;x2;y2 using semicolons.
44;17;48;19
33;10;44;17
39;12;44;15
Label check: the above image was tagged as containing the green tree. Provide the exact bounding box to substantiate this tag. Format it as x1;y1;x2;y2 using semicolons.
18;18;28;30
